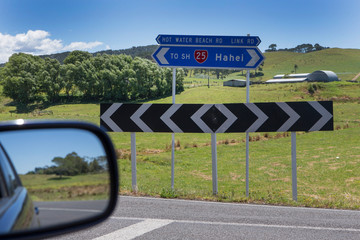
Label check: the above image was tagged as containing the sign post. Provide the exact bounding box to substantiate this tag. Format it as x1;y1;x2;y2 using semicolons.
131;132;137;192
171;68;176;190
291;132;297;201
246;70;250;197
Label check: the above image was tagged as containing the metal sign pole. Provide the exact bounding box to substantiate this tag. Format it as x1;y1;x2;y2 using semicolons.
211;133;218;195
131;132;137;192
246;69;250;197
171;68;176;190
291;132;297;201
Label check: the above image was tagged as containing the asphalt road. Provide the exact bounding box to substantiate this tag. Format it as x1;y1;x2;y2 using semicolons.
47;196;360;240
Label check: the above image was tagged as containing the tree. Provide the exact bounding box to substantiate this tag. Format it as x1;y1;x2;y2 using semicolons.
267;44;277;52
38;58;63;102
294;64;298;73
89;159;104;173
63;50;92;65
51;152;89;177
314;43;324;51
1;53;44;104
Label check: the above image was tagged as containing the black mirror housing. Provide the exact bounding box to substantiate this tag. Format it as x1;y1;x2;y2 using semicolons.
0;120;118;239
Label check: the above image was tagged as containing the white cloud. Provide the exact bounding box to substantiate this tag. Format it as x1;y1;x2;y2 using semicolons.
0;30;104;63
63;41;103;51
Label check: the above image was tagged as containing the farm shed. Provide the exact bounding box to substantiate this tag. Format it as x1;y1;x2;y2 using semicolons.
266;78;308;83
223;79;247;87
273;73;310;79
266;70;339;84
307;70;339;82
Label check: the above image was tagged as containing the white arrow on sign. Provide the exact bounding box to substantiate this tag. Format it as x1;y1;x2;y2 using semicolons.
246;49;260;67
276;102;300;132
308;101;333;131
215;104;237;133
101;103;123;132
160;104;183;133
156;47;169;65
130;104;153;132
191;104;214;133
245;103;268;132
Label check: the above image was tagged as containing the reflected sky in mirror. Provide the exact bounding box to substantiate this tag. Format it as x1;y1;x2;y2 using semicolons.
0;128;106;174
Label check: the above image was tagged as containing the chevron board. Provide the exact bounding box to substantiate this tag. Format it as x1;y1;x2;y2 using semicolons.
100;101;333;133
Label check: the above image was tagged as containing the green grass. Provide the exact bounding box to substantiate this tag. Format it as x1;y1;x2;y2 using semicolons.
20;173;110;201
119;128;360;209
1;76;359;209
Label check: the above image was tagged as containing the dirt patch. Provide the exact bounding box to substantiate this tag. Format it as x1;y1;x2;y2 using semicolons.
230;172;241;181
328;163;342;170
190;170;211;181
270;177;290;182
257;166;267;171
271;162;287;168
345;177;360;183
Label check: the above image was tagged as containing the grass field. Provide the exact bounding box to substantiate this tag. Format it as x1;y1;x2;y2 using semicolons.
19;173;110;201
2;79;359;209
1;47;360;208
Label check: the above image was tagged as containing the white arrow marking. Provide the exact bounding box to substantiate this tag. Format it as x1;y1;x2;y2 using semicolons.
256;37;261;46
308;102;333;131
276;102;300;132
100;103;123;132
191;105;214;133
130;104;153;132
246;49;260;67
245;103;268;132
156;47;169;65
214;104;237;133
160;104;183;133
156;35;161;43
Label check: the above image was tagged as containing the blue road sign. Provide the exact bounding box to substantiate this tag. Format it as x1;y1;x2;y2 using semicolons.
156;34;261;46
152;45;265;69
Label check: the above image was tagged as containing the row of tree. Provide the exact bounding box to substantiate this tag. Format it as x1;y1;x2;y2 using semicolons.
28;152;107;178
0;51;185;104
266;43;329;53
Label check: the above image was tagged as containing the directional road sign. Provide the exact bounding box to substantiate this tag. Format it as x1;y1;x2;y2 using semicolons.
152;45;264;69
156;34;261;46
100;101;333;133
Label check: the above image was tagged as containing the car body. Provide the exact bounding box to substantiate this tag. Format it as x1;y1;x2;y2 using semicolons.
0;142;40;233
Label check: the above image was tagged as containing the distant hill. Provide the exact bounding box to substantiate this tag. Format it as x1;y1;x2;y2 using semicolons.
37;45;157;64
95;45;158;60
260;48;360;81
0;45;158;67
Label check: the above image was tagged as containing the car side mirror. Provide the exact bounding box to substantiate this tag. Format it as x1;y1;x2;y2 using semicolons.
0;120;118;239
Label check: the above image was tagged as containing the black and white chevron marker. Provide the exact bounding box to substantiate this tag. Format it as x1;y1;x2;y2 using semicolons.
100;101;333;133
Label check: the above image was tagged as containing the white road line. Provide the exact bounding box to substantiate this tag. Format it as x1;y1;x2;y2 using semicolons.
110;216;360;233
119;196;360;213
39;207;102;213
93;218;174;240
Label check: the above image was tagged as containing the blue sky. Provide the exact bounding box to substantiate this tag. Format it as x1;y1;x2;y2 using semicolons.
0;0;359;63
0;129;106;174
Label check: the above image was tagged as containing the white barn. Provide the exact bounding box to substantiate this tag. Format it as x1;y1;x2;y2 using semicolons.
266;70;339;84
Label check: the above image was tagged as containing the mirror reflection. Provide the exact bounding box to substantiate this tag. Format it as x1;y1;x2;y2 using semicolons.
0;128;110;233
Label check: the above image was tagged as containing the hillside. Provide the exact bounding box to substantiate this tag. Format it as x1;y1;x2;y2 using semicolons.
37;45;157;64
1;47;359;81
3;45;158;65
260;48;360;81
